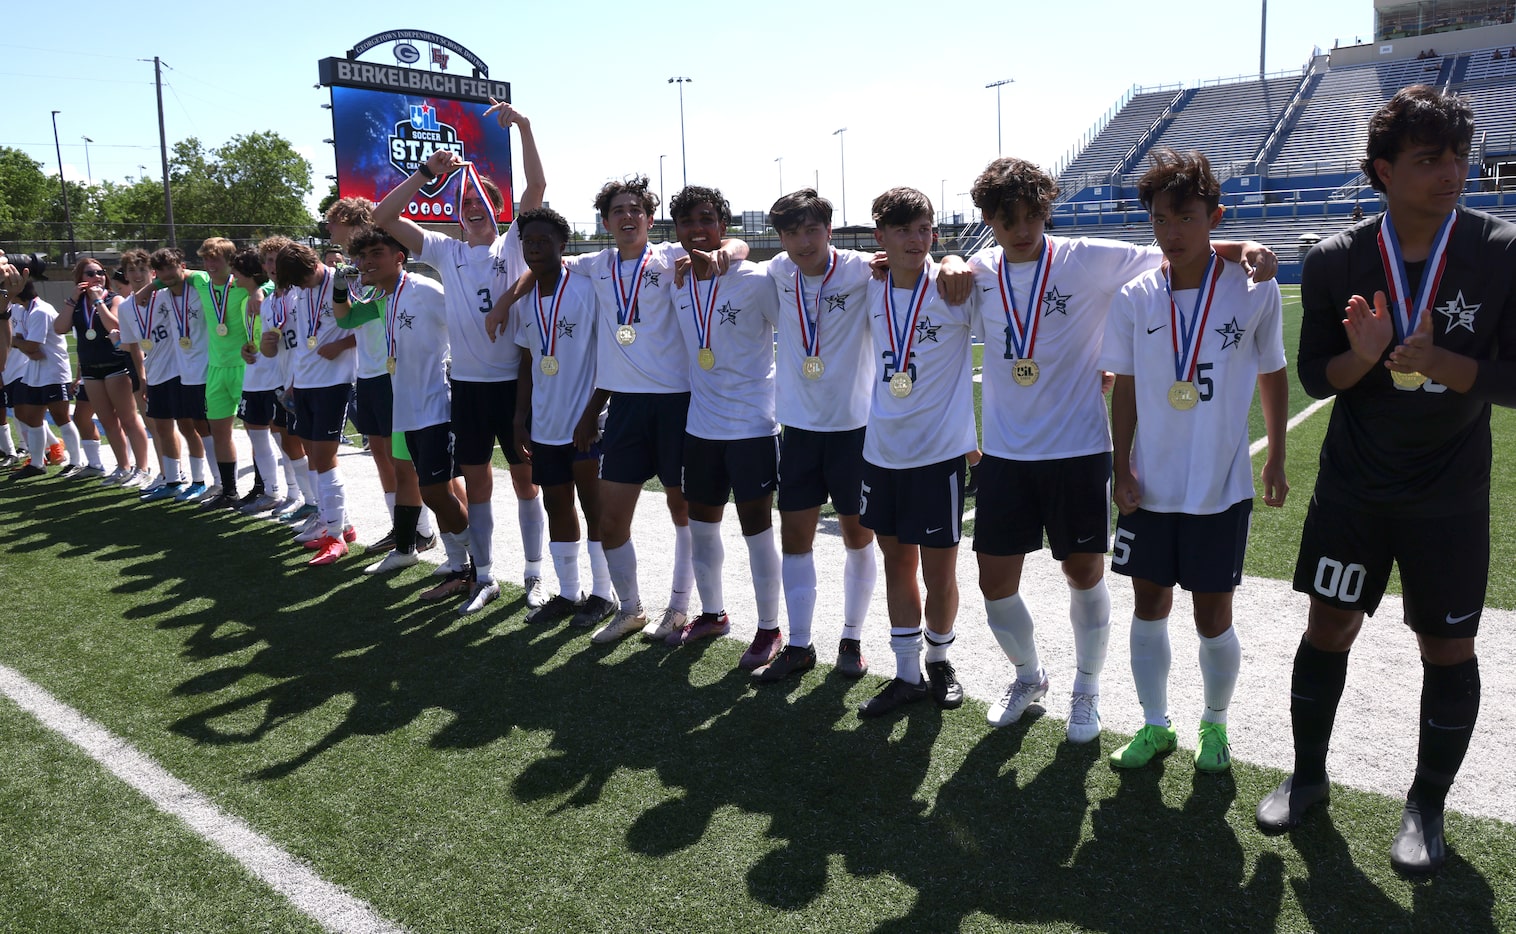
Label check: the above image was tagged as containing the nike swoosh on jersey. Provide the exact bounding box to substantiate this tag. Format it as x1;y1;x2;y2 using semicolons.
1076;535;1096;544
1146;325;1167;334
1446;610;1479;625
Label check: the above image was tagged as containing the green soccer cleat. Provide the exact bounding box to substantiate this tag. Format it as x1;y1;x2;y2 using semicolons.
1195;721;1232;773
1109;720;1178;769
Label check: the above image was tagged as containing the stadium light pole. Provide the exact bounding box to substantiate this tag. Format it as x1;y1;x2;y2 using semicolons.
985;78;1013;156
940;179;947;226
80;136;94;185
669;77;692;187
50;111;76;262
833;128;847;226
658;154;667;222
775;156;783;195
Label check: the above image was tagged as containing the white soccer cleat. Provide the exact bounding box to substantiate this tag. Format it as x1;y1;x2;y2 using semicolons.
591;606;648;644
459;580;501;615
363;550;420;575
987;673;1050;728
523;575;549;608
1066;691;1102;744
641;607;687;642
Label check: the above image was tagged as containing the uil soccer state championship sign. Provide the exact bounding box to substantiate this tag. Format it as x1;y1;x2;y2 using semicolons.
319;32;514;224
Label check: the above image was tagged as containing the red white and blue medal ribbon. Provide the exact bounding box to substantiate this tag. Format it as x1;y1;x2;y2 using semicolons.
1377;210;1456;343
794;248;837;359
271;290;290;331
884;268;931;378
170;287;190;345
612;245;651;326
998;238;1055;361
458;162;499;237
82;293;99;339
383;272;408;364
1165;252;1223;384
209;279;231;331
687;272;721;357
535;264;568;360
304;269;331;348
129;294;152;342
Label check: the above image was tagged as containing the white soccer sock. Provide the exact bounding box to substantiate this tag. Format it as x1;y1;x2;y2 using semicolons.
281;450;300;495
890;626;924;684
549;539;581;600
1198;625;1242;725
200;435;217;480
304;464;321;508
317;468;346;534
247;430;280;498
605;540;640;612
688;519;724;616
25;425;46;466
1130;615;1172;727
781;552;817;648
669;523;694;612
162;456;182;484
82;438;102;469
986;593;1043;683
744;527;781;631
384;490;396;524
287;458;312;504
0;422;14;456
466;502;495;584
190;455;207;484
842;544;877;641
417;506;435;538
440;530;470;571
924;626;955;663
60;421;81;465
45;422;59;444
518;494;545;578
1069;580;1112;696
587;540;613;600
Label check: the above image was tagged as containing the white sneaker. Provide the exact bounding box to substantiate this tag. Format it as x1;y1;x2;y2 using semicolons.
363;550;419;575
293;520;328;543
459;579;501;615
523;574;549;608
987;673;1050;728
433;558;466;576
1066;691;1102;744
101;466;128;486
591;605;648;644
139;472;165;492
642;607;687;642
197;484;222;503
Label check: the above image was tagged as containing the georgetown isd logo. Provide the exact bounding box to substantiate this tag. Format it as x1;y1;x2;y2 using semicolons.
389;103;465;197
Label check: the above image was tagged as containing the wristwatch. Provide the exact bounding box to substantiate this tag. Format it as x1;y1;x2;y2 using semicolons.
417;163;437;181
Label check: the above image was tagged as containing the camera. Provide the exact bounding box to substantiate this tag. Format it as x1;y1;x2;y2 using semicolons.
2;252;50;280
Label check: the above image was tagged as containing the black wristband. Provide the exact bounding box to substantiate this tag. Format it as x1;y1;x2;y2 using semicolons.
333;287;349;304
416;163;437;181
0;310;10;321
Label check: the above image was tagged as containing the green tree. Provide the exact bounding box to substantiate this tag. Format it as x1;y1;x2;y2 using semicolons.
0;148;53;247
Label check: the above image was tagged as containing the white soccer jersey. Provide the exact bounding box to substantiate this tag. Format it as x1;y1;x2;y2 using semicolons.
767;248;876;432
418;224;526;383
383;273;451;433
289;271;357;389
971;236;1163;460
564;241;689;394
116;293;179;386
20;299;71;388
3;305;28;385
240;286;283;393
159;286;208;386
672;260;780;440
353;316;388;380
514;268;600;446
862;262;979;470
256;290;299;391
1099;257;1286;515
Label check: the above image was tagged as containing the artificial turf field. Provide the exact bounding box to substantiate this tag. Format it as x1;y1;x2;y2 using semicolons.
2;285;1515;932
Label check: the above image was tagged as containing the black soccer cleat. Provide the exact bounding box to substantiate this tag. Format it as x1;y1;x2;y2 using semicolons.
1256;775;1330;833
926;660;964;709
858;676;929;719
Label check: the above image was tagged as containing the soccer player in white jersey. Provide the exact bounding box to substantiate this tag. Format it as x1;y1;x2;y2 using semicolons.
1099;148;1289;773
856;188;979;718
661;185;784;669
338;226;466;588
502;207;618;627
133;249;211;500
228;248;286;513
967;157;1279;743
111;249;172;491
263;243;359;567
6;268;81;478
254;236;320;521
535;177;748;645
373;102;548;610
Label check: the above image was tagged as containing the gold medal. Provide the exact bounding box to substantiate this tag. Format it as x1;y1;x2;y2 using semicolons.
540;355;560;376
84;328;98;341
698;348;716;371
1168;380;1199;410
216;323;229;337
802;355;825;380
178;336;191;349
306;336;318;349
889;372;913;398
386;357;397;376
140;339;153;351
616;324;637;346
1391;370;1428;389
1012;359;1039;387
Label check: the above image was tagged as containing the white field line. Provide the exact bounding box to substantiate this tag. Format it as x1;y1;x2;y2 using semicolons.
0;663;407;934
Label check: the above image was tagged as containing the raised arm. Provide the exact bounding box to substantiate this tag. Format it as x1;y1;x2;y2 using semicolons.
374;149;466;256
484;101;544;212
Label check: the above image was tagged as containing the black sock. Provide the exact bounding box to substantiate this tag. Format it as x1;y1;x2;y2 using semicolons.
393;505;422;555
1409;656;1480;813
250;463;264;496
1290;636;1350;784
217;460;237;495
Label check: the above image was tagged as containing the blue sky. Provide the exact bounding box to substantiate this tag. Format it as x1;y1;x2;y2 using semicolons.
7;0;1372;233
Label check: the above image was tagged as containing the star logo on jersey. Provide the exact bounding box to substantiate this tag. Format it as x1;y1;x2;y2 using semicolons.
915;317;941;343
824;293;848;313
491;256;511;275
397;310;416;330
1437;291;1480;333
643;270;662;289
717;303;740;325
556;320;575;339
1214;317;1246;350
1041;285;1071;316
